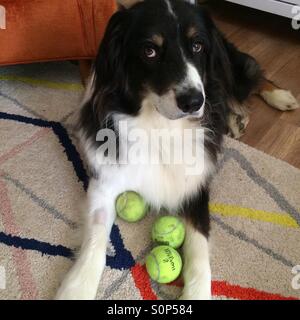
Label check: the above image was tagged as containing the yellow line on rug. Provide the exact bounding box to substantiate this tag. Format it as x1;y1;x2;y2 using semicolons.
0;75;83;91
210;203;298;228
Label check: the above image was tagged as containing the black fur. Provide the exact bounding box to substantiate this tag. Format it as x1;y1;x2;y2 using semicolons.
79;0;263;235
180;187;211;238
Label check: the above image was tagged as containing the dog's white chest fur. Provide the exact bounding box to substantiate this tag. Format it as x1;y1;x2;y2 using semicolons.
83;103;214;211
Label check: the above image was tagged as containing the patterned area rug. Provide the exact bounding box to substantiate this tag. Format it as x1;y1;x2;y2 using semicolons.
0;62;300;300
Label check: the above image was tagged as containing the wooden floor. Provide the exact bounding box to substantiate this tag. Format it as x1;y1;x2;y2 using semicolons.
206;1;300;169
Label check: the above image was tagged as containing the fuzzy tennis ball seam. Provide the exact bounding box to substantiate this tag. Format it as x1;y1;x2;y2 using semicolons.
152;216;186;249
116;191;148;223
153;219;180;236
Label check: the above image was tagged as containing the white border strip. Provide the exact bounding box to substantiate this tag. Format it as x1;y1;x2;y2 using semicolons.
226;0;300;18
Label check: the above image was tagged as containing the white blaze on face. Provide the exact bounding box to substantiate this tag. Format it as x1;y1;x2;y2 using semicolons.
173;54;206;118
176;62;205;96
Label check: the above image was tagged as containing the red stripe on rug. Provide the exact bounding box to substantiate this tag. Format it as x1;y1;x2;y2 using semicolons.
0;178;38;300
131;264;158;300
168;279;298;300
0;128;51;166
212;280;298;300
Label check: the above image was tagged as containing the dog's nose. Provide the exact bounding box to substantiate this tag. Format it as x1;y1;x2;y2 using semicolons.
177;91;205;114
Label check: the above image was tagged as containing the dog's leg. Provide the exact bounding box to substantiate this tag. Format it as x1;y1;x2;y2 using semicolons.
179;189;211;300
227;100;250;139
259;79;299;111
180;222;211;300
228;112;250;139
55;178;116;300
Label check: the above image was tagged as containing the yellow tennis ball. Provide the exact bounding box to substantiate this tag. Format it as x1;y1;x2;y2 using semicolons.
146;246;182;284
116;191;148;223
152;216;186;249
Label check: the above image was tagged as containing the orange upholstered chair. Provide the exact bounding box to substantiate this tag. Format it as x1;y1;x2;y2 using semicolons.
0;0;116;71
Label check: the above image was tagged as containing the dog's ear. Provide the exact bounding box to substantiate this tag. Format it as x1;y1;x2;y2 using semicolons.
117;0;143;9
91;10;131;120
94;11;129;90
203;11;261;102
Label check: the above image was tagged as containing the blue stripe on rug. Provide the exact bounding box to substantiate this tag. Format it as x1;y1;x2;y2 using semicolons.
107;225;135;270
51;122;88;190
0;111;52;128
0;232;73;258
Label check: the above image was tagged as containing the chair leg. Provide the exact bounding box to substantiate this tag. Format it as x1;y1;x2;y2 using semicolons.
79;60;92;86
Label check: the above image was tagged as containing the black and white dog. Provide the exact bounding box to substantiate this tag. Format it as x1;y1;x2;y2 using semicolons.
56;0;299;300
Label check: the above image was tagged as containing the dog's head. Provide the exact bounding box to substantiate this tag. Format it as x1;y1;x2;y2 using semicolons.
93;0;241;120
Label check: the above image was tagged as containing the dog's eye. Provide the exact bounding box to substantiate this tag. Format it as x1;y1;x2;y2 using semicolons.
144;45;157;59
192;40;203;54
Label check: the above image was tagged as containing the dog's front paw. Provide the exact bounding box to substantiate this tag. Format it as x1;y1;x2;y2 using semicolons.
55;272;99;300
179;290;211;301
261;89;299;111
55;286;84;300
179;283;212;301
55;281;97;300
